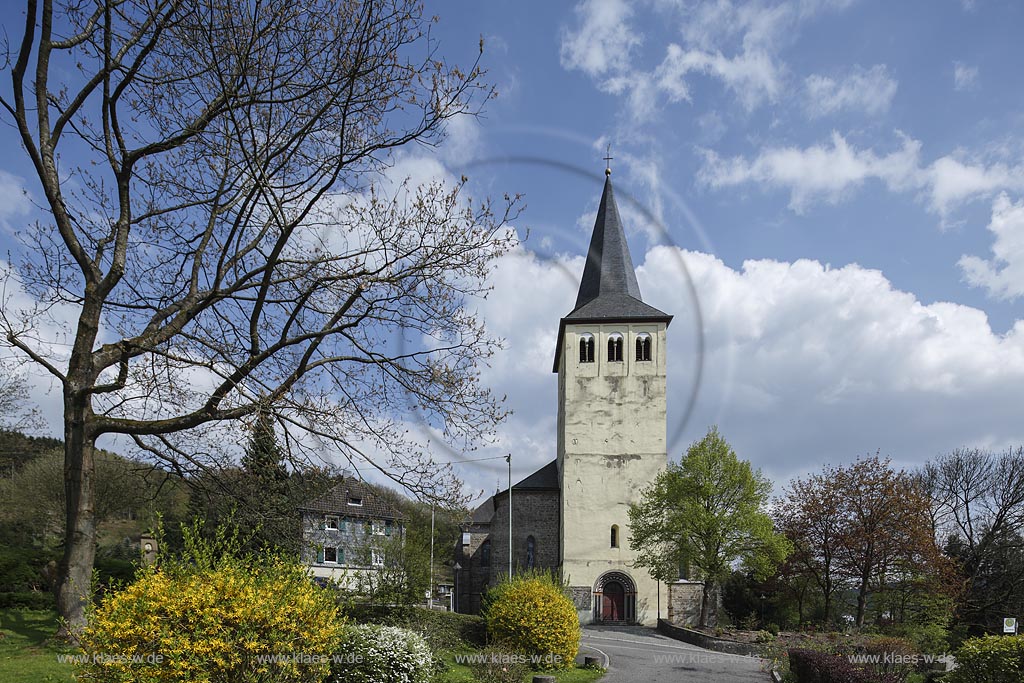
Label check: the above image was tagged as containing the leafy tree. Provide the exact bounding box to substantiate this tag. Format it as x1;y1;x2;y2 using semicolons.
628;426;789;627
833;455;953;628
776;466;849;626
240;406;287;483
1;0;515;636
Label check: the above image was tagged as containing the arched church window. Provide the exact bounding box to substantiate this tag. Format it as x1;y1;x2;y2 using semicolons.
610;525;619;548
480;540;491;567
608;333;624;362
579;333;595;363
636;333;652;362
526;535;535;569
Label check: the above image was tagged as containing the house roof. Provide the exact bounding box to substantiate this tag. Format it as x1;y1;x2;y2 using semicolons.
512;459;559;490
552;175;672;371
298;478;403;520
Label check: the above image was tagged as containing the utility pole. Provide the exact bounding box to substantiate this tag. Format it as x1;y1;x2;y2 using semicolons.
507;453;512;581
428;504;435;609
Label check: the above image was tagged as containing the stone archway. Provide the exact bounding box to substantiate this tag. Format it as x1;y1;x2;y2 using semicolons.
593;571;637;624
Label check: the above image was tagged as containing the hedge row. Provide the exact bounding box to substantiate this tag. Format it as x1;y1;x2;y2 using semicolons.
0;590;55;610
344;604;486;651
789;649;902;683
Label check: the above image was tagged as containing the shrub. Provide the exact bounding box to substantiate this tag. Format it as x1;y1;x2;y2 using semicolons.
465;647;530;683
0;590;55;610
329;624;432;683
483;572;579;670
78;523;344;683
343;604;486;650
789;648;902;683
861;636;917;682
946;634;1024;683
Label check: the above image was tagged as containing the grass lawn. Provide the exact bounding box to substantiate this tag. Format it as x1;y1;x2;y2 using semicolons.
0;609;74;683
436;649;605;683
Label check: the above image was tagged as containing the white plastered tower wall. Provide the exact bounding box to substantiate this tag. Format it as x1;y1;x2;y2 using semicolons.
557;322;667;626
552;172;672;627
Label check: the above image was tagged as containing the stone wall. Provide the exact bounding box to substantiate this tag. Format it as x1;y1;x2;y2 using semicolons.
488;488;561;582
666;580;719;627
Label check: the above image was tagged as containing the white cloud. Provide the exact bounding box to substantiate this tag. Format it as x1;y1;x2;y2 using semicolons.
560;0;858;118
559;0;642;79
953;61;979;91
699;131;1024;215
465;240;1024;487
959;194;1024;300
0;170;32;232
804;65;898;117
699;131;922;211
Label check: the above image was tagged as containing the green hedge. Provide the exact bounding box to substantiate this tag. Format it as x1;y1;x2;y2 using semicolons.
344;605;486;651
946;634;1024;683
0;591;55;610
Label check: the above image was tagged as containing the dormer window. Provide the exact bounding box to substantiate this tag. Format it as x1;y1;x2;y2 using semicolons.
348;497;363;507
636;333;652;362
608;333;624;362
579;333;595;363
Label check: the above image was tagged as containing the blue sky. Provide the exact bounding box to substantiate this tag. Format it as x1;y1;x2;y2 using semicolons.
2;0;1023;500
422;0;1024;494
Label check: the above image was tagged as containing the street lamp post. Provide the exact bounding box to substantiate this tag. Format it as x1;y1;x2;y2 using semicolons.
506;454;512;581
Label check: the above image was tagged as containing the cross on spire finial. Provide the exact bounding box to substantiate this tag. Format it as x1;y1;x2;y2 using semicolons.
603;144;613;176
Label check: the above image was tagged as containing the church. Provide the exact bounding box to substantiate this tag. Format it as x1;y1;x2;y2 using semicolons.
455;169;675;627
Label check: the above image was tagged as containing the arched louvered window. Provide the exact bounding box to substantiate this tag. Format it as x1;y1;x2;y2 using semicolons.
579;333;595;363
608;333;624;362
636;333;652;362
526;535;536;569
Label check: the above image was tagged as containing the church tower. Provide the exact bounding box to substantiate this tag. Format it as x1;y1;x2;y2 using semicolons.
553;171;672;626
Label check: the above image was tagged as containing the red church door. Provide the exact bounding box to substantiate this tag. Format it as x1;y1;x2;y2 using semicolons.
602;581;624;621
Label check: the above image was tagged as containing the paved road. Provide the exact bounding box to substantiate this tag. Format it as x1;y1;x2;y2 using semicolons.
579;625;770;683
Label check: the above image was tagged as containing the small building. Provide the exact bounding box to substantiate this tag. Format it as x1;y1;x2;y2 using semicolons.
300;478;403;585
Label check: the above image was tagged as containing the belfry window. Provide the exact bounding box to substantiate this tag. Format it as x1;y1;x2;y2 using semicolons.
608;333;624;362
579;333;595;363
610;525;619;548
636;333;652;362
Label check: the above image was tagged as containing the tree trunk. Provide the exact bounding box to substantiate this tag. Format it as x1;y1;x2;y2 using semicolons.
700;580;714;628
855;570;870;627
823;588;832;627
55;390;96;642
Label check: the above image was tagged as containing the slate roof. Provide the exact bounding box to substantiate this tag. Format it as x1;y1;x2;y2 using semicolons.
512;459;559;490
552;175;672;371
298;478;403;520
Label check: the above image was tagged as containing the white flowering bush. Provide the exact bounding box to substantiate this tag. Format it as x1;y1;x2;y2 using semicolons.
329;624;433;683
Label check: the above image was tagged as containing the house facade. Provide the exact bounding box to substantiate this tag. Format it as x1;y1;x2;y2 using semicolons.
300;478;403;585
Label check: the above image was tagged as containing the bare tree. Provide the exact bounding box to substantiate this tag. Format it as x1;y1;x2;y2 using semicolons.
922;447;1024;633
0;359;43;432
1;0;516;637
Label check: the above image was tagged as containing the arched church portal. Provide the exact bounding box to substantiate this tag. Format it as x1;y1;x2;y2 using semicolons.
593;571;637;623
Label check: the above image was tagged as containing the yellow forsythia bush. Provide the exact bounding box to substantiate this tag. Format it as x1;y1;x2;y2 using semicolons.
77;524;345;683
482;572;579;670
